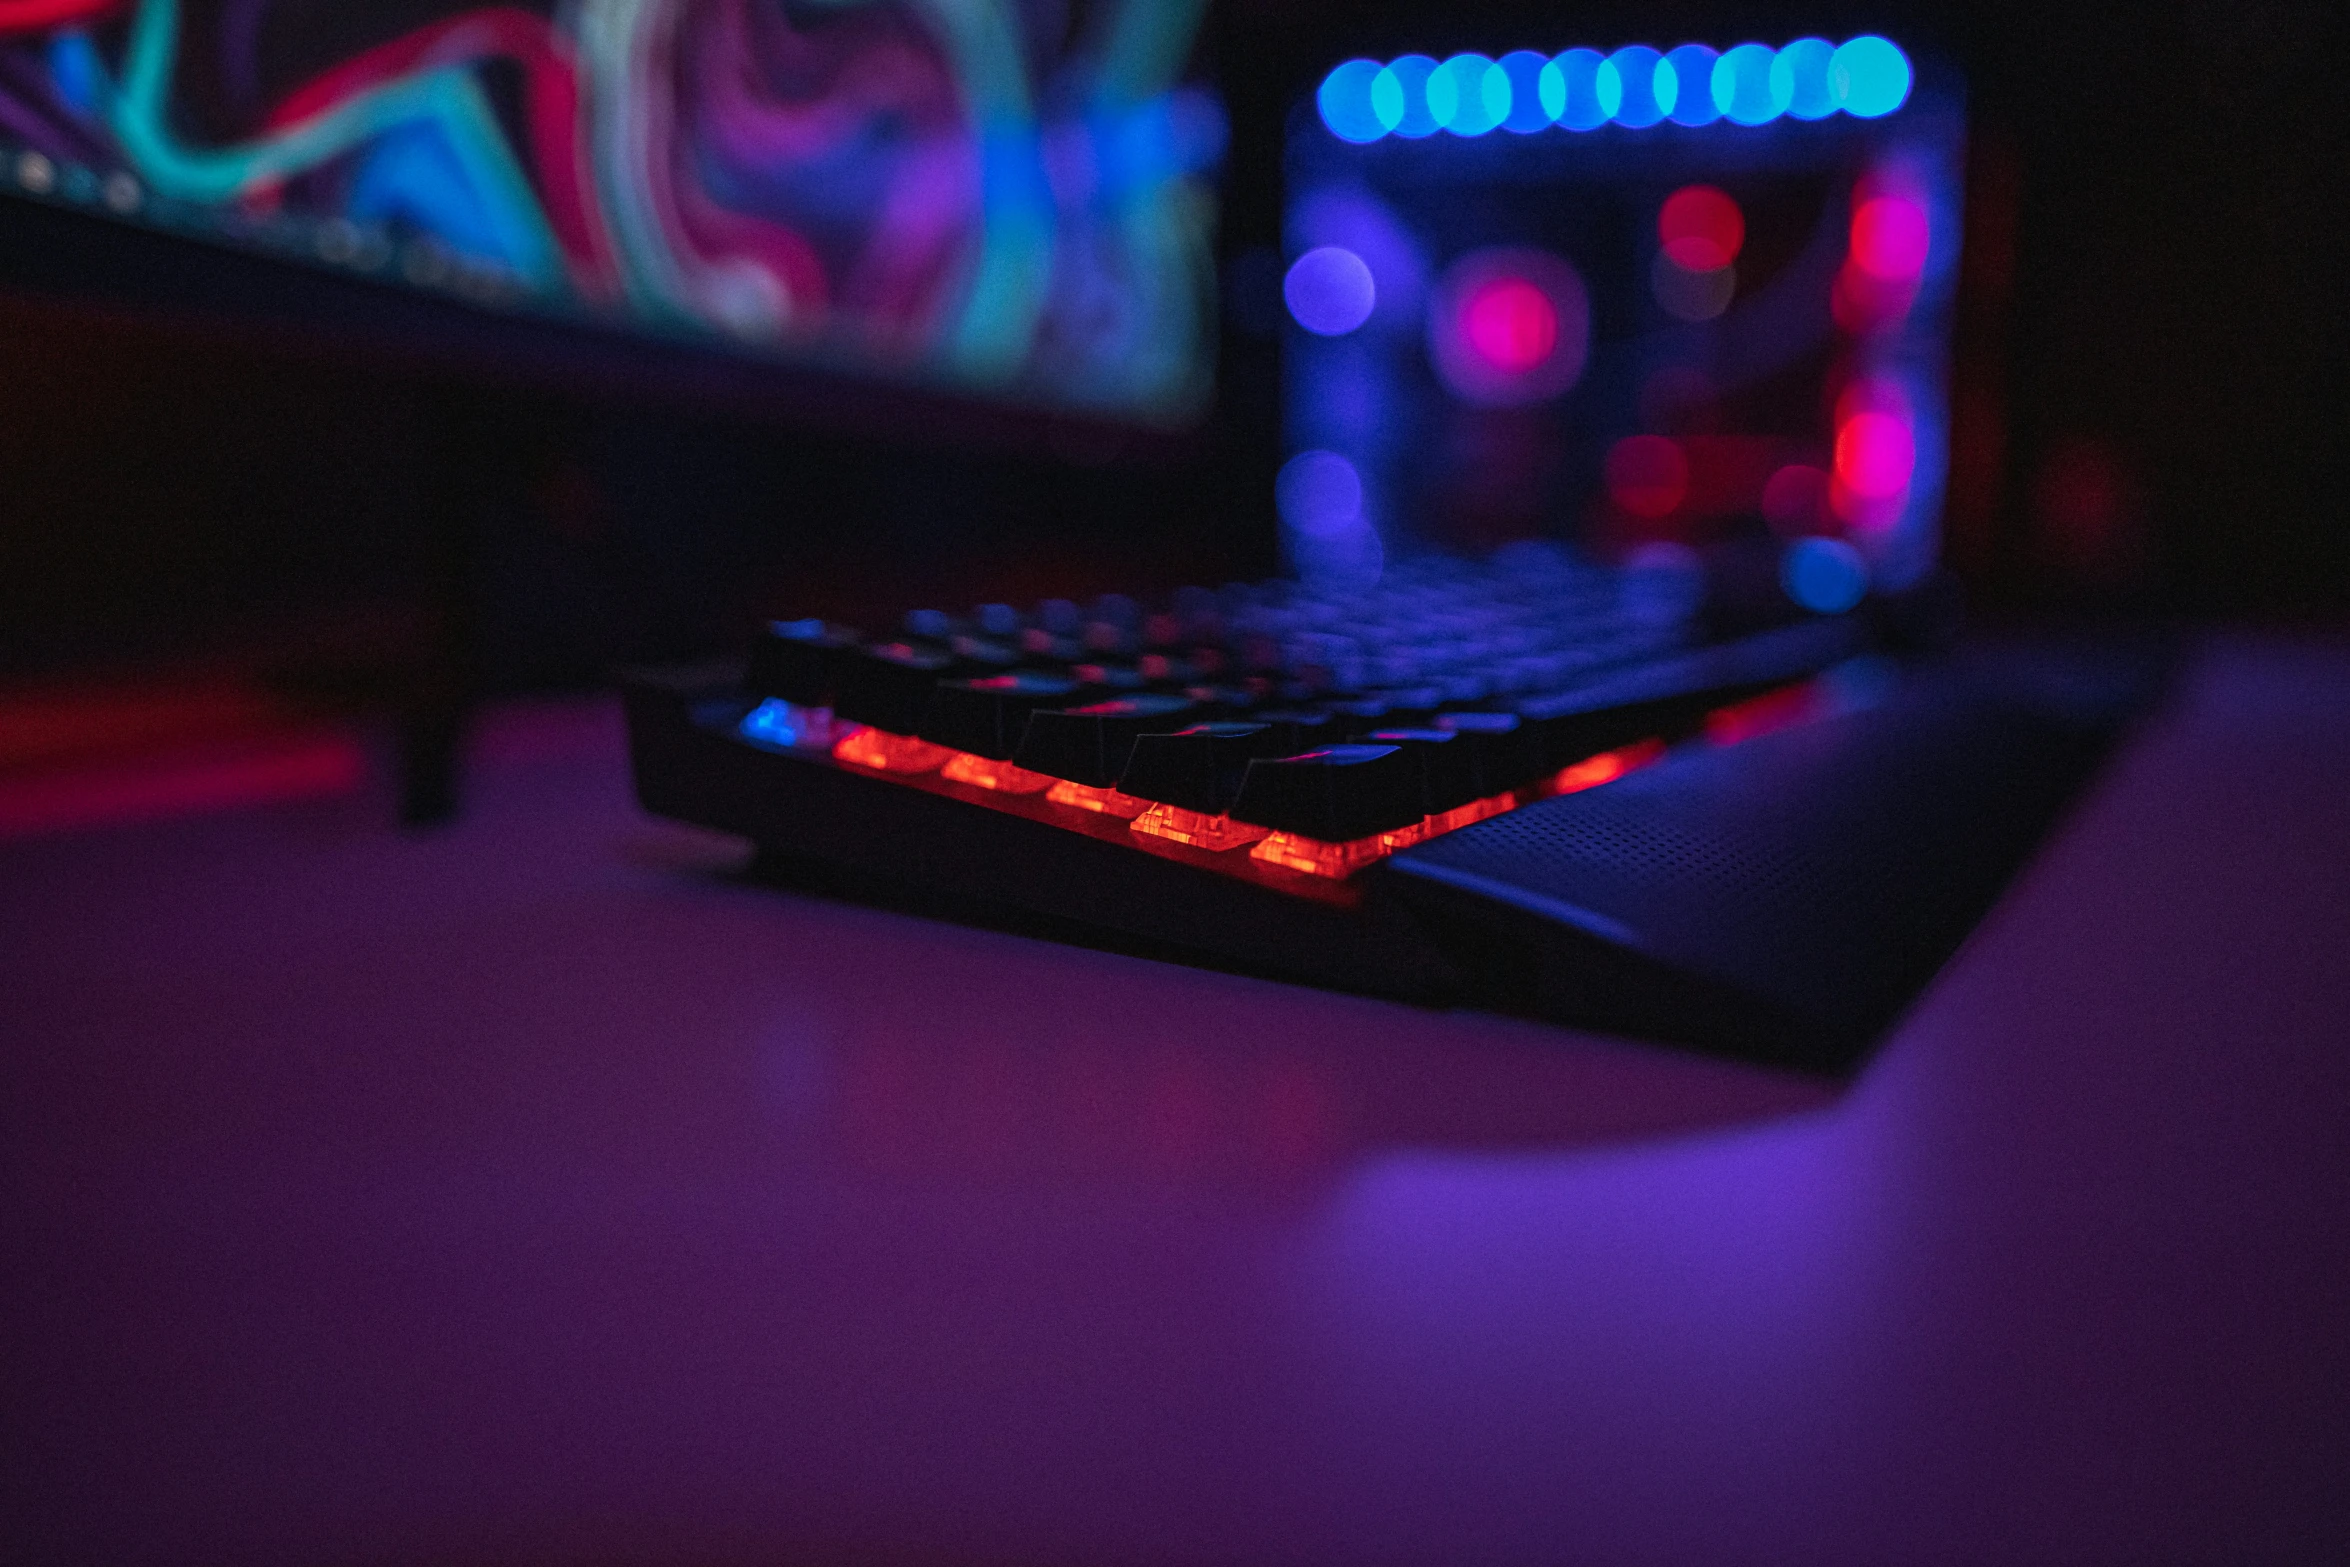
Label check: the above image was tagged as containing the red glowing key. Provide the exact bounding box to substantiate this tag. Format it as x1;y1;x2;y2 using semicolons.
1131;803;1271;851
940;752;1056;794
1250;830;1390;879
833;728;949;774
1046;779;1152;818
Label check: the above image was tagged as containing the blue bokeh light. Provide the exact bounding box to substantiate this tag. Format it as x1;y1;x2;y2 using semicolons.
1772;37;1839;120
1831;35;1912;117
1377;55;1442;138
1597;46;1673;128
1367;67;1403;135
1277;450;1366;538
1284;246;1378;335
1713;42;1789;125
1606;46;1668;127
1317;59;1391;143
1431;53;1507;136
1320;37;1911;145
1542;47;1615;131
1782;537;1870;613
1498;50;1553;132
1663;45;1722;125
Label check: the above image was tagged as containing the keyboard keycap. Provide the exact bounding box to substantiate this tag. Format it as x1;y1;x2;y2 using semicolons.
1433;710;1546;794
747;619;858;707
1019;627;1085;662
1015;694;1199;787
948;635;1022;671
1070;663;1152;695
1119;722;1287;814
1230;744;1425;841
1248;707;1340;755
920;671;1089;759
1366;727;1484;815
832;641;957;734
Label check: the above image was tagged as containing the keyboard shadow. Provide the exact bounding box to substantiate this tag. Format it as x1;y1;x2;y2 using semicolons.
699;845;1839;1199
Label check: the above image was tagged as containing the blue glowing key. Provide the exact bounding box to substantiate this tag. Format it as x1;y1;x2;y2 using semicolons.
1605;45;1668;128
1772;37;1839;121
1663;45;1722;125
738;698;806;750
1377;55;1442;138
1542;48;1613;131
1318;59;1391;143
1831;35;1912;118
1713;42;1789;125
1498;50;1553;132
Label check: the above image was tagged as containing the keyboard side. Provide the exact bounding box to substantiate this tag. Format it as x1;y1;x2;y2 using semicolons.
623;666;1466;1005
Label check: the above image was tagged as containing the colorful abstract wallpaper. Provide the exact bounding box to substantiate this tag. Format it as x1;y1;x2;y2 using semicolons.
0;0;1224;421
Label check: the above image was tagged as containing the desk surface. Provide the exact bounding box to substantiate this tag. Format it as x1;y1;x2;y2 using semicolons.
5;635;2347;1566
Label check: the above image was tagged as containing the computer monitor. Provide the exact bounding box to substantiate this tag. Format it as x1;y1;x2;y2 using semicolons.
1282;37;1960;613
0;0;1224;431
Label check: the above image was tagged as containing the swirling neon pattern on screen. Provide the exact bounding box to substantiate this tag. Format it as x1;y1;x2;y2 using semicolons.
0;0;1218;420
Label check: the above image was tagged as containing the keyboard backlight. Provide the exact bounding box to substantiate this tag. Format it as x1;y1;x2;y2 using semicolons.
1423;793;1517;835
1047;780;1153;817
941;753;1057;794
1540;739;1667;797
738;698;845;751
1262;790;1517;876
1251;831;1389;878
832;728;949;774
1131;804;1271;851
1704;682;1824;745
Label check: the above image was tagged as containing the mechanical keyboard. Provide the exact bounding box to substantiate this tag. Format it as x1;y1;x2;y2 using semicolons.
624;546;2157;1072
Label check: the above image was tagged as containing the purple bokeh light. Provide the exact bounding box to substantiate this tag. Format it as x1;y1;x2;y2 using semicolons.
1284;246;1378;336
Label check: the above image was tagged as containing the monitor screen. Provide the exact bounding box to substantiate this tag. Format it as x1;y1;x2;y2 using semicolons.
0;0;1223;425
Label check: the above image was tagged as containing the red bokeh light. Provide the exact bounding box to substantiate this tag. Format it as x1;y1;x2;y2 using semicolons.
1461;277;1560;373
1850;195;1930;280
2032;437;2144;579
1834;412;1916;499
1604;435;1690;519
1432;247;1590;405
1761;463;1832;534
1835;375;1912;427
1658;185;1745;272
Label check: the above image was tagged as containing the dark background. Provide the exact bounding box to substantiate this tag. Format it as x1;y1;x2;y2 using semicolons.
1;0;2341;697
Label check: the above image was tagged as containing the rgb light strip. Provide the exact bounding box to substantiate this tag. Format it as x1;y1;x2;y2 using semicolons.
1318;36;1911;144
